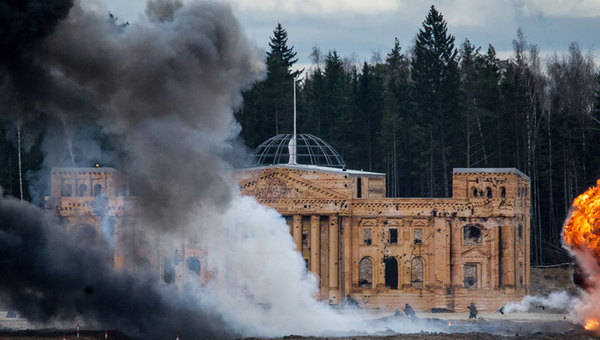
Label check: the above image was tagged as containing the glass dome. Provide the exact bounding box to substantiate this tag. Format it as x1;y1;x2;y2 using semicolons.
248;134;345;168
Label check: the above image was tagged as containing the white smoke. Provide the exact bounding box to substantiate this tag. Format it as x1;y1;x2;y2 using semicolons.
503;290;579;313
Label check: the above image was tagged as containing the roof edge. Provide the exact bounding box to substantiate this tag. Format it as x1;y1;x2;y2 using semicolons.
453;168;529;180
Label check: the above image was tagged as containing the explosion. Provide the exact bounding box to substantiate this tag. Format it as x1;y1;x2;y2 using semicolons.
563;178;600;257
563;179;600;332
585;318;599;331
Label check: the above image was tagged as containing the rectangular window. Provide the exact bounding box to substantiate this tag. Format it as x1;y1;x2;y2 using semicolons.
413;228;423;244
519;262;524;287
362;228;372;245
357;177;362;198
463;264;478;289
61;182;72;197
389;228;398;244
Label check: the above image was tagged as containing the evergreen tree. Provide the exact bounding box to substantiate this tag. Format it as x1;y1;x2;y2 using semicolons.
235;23;300;148
380;38;413;196
411;5;460;197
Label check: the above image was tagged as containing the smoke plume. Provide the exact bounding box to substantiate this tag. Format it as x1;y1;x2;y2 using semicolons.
0;1;439;339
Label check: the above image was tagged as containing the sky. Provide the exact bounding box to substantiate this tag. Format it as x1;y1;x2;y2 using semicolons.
100;0;600;70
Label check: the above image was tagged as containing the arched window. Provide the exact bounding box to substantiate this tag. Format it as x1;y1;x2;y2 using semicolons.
93;184;102;197
186;257;201;274
411;257;424;289
472;187;478;198
486;187;492;198
359;257;373;289
500;187;506;198
78;183;87;197
463;224;482;245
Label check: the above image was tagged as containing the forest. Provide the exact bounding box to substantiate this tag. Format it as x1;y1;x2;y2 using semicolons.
235;6;600;266
1;6;598;266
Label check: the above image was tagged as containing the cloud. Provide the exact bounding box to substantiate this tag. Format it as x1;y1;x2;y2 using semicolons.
514;0;600;18
229;0;400;16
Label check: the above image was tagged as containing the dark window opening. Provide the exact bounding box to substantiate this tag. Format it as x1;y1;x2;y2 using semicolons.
302;232;309;249
472;187;478;197
78;183;87;197
463;225;482;245
486;187;492;198
519;262;524;287
359;257;373;289
93;184;102;197
518;224;523;242
304;258;309;270
357;177;362;198
464;264;477;289
411;257;424;289
384;257;398;289
500;187;506;198
362;228;372;245
389;228;398;244
186;257;201;274
163;258;175;284
61;182;72;197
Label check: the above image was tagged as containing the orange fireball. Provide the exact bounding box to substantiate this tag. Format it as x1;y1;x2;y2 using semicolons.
563;179;600;257
585;318;600;331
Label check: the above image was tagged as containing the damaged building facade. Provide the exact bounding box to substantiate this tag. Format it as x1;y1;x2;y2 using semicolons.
44;133;530;313
237;134;531;312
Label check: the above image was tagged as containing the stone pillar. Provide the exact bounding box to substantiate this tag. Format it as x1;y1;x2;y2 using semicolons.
342;216;352;298
292;215;302;253
328;215;339;302
310;215;321;278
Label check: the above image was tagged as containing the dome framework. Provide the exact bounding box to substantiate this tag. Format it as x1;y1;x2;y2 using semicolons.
248;134;345;168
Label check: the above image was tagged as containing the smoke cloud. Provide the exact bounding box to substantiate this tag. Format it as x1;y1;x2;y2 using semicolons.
0;0;440;339
502;290;579;313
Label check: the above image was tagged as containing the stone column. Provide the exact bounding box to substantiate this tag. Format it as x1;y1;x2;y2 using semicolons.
292;215;302;253
310;215;321;278
329;215;339;302
342;216;352;298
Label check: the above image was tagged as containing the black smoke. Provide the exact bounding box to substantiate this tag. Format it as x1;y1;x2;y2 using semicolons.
0;0;263;338
0;194;234;339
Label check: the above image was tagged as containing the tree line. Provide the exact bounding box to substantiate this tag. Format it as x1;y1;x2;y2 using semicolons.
235;6;600;265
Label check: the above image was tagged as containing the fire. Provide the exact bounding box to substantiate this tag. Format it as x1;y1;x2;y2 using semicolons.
563;179;600;257
585;318;599;331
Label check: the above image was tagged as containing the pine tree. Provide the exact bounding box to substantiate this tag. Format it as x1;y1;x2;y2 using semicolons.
235;23;301;148
412;5;460;197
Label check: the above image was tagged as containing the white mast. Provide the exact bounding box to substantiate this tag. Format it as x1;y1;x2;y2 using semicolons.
288;77;298;165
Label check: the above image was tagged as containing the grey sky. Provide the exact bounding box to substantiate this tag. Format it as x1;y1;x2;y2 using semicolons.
99;0;600;68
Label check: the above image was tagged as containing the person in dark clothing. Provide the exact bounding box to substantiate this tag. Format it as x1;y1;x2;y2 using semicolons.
468;302;478;319
404;303;416;318
345;295;359;307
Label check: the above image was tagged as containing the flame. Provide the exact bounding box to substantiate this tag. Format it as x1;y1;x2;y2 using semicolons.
563;179;600;257
585;318;599;331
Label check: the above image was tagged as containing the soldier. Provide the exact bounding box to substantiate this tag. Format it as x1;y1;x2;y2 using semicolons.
404;303;416;318
468;302;478;319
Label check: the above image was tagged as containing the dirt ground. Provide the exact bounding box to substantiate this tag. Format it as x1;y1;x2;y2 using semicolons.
0;267;595;340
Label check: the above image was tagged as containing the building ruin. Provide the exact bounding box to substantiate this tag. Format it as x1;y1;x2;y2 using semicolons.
44;134;530;313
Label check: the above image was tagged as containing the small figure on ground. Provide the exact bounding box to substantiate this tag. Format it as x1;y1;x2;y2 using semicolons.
345;294;359;307
498;305;504;315
404;303;416;318
468;302;478;319
393;309;404;317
